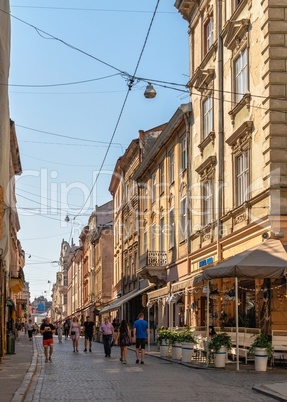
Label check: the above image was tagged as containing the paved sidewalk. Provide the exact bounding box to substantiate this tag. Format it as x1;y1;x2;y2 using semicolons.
1;333;287;401
0;331;36;402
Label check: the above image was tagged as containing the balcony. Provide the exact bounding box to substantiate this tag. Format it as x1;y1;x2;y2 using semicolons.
138;251;167;285
10;268;25;294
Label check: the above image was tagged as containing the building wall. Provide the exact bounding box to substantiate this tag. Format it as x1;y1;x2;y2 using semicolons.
175;0;287;331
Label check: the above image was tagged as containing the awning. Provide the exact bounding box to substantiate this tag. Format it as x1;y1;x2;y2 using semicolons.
148;286;168;300
100;284;155;314
6;299;15;308
171;274;199;293
194;239;287;283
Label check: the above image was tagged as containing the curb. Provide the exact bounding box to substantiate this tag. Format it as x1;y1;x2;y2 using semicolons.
252;385;287;402
11;336;38;402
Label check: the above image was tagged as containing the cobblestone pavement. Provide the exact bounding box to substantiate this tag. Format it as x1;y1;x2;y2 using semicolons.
23;335;287;402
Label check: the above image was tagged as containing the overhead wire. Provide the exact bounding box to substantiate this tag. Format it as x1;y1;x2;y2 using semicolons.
72;0;161;226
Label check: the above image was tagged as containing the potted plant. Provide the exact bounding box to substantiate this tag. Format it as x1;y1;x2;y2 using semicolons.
179;329;198;363
170;331;182;360
157;328;172;357
249;333;273;372
208;332;232;368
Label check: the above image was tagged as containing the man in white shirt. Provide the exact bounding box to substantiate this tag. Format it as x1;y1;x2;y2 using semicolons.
100;316;114;357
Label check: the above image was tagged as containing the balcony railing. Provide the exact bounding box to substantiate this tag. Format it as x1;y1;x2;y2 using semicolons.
147;251;167;266
138;251;167;285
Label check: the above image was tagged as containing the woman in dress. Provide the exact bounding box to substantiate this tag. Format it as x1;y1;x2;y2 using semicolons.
117;319;131;364
69;316;81;352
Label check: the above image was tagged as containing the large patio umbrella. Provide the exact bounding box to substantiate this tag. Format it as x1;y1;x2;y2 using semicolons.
194;239;287;370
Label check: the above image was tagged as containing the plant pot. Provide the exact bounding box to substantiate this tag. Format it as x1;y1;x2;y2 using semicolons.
160;340;170;357
172;342;182;360
254;348;268;372
214;346;227;368
181;342;194;363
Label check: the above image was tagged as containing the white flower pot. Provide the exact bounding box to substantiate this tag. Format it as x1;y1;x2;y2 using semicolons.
254;348;268;372
214;346;227;368
181;342;194;363
172;342;182;360
160;340;170;357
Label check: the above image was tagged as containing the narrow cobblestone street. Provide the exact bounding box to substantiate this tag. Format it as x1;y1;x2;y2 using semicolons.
23;335;287;402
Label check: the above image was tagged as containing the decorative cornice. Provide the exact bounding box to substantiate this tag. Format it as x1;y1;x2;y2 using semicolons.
195;155;217;179
226;121;253;153
222;19;250;51
188;68;215;92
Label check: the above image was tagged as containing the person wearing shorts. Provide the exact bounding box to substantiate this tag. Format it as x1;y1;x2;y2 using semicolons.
83;316;94;352
133;312;148;364
40;317;55;363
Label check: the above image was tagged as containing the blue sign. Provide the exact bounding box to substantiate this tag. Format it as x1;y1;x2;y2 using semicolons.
199;257;213;268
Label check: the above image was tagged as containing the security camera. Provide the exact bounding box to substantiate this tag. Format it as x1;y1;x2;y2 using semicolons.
262;232;270;239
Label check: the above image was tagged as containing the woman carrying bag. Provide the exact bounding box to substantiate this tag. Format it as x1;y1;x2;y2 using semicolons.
117;319;131;364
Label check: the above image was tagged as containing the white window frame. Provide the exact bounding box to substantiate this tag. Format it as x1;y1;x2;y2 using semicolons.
180;197;187;242
235;48;248;103
203;94;213;139
205;16;214;53
236;150;249;206
159;162;164;195
169;151;175;184
181;137;187;171
151;173;156;203
169;207;175;249
160;216;165;252
203;181;213;226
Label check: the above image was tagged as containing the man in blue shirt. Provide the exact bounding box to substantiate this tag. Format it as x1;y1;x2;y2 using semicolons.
133;312;148;364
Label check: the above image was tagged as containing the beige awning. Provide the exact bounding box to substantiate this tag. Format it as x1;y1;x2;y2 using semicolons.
100;284;155;314
148;286;168;301
194;239;287;283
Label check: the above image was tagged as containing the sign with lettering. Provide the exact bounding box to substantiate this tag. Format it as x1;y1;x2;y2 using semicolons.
199;257;213;268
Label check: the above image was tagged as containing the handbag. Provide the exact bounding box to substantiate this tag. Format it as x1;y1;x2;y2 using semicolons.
71;331;76;335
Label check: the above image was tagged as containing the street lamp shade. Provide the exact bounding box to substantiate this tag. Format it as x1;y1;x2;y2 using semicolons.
144;83;157;99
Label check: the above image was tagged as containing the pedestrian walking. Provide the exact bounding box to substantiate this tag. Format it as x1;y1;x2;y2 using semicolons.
69;316;81;352
63;319;70;339
117;319;131;364
99;316;114;357
133;312;148;364
40;316;56;363
27;319;34;341
83;316;94;352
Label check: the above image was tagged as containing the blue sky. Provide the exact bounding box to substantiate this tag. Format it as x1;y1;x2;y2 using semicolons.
8;1;189;300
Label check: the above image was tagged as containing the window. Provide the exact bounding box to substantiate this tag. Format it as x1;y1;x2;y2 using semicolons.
203;94;213;138
203;181;213;226
169;151;175;184
159;162;165;195
181;137;187;171
235;48;248;103
143;229;148;252
204;16;214;54
151;173;156;203
169;208;175;248
236;150;249;206
180;197;187;242
151;223;156;251
160;216;165;252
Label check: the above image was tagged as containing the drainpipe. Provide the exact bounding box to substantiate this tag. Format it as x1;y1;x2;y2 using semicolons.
217;0;224;262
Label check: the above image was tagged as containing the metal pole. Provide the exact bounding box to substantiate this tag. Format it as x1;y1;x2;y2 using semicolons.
235;277;239;371
206;281;210;368
148;305;150;352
